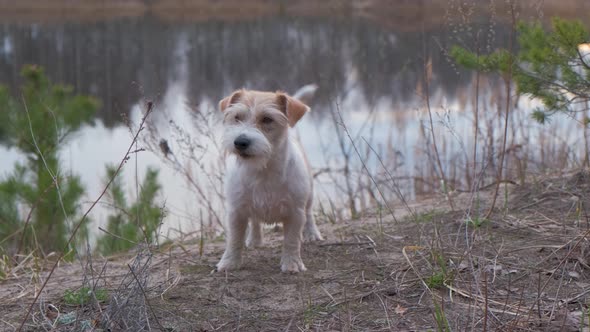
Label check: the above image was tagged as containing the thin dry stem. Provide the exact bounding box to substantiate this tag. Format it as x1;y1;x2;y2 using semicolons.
485;1;516;219
334;103;398;222
421;25;456;211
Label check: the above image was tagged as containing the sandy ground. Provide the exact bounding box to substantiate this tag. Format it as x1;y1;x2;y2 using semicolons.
2;171;590;331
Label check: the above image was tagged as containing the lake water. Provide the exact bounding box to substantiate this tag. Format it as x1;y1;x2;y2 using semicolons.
1;2;589;240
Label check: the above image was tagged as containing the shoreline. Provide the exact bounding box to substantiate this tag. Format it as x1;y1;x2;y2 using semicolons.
0;0;588;26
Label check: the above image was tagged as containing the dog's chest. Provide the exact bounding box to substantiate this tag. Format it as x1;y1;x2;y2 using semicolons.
243;178;291;221
225;145;309;222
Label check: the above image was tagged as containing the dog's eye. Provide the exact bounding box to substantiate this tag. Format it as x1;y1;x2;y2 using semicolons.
234;114;242;122
261;116;273;124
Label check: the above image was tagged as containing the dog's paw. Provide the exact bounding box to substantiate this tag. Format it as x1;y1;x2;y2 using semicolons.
303;228;324;242
280;255;307;273
216;257;241;272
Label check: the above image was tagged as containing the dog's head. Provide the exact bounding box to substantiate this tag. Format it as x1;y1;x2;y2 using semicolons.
219;89;309;167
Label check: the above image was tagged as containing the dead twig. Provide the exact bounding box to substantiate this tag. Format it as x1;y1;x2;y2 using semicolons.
97;227;138;246
126;263;164;330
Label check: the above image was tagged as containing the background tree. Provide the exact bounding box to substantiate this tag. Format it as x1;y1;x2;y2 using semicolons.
452;17;590;167
0;65;99;255
452;18;590;123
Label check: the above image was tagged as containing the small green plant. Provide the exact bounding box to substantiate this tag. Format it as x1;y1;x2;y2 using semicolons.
574;199;584;226
581;306;586;330
63;286;108;306
0;254;10;280
0;65;99;255
432;300;452;332
426;250;453;290
414;210;438;224
465;216;488;228
580;303;590;330
302;302;324;328
300;293;331;328
425;271;445;289
96;165;164;255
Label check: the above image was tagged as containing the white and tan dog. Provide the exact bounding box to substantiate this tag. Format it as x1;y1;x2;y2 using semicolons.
216;88;323;273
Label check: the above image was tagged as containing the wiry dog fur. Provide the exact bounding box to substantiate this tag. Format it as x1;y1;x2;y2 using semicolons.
216;89;323;273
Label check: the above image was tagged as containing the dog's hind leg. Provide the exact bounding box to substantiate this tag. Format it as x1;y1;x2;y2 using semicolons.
302;195;323;242
246;219;263;248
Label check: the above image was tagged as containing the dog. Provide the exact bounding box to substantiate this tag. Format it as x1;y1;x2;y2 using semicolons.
216;87;323;273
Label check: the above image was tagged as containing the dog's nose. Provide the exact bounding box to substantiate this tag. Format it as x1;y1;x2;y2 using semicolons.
234;135;251;151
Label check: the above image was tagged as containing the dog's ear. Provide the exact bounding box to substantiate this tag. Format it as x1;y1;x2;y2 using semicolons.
219;90;243;112
276;93;310;127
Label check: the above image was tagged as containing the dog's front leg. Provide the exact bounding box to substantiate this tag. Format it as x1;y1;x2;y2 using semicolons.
280;209;307;273
217;210;248;272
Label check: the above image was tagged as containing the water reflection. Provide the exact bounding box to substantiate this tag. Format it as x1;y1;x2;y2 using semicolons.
0;14;514;125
